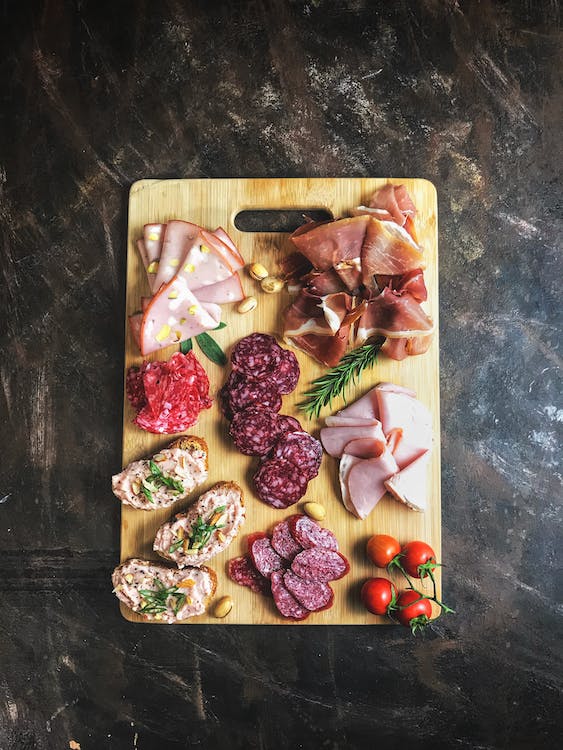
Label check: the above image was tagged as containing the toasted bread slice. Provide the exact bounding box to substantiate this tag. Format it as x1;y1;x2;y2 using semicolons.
112;558;217;622
154;481;245;568
112;436;208;510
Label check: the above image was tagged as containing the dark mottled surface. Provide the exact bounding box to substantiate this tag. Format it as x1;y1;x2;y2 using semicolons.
1;1;561;749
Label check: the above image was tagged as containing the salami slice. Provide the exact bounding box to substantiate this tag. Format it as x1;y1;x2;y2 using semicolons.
270;571;310;620
276;415;302;436
271;519;303;561
231;333;283;379
226;373;283;414
228;555;270;595
125;365;148;411
271;431;323;480
246;531;268;551
283;569;334;611
288;515;339;551
229;407;282;456
291;548;350;583
253;458;308;509
269;349;300;394
249;536;285;579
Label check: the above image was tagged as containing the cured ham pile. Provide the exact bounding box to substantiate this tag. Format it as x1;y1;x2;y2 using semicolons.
130;221;245;355
320;382;432;518
281;184;434;366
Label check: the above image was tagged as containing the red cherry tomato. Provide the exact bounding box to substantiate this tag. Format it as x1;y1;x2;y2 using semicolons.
395;590;433;633
401;541;437;579
366;534;401;568
361;577;397;615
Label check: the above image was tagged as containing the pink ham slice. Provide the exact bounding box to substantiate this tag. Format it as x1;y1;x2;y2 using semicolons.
337;389;380;421
143;223;165;264
139;276;220;355
384;450;430;512
361;219;424;281
213;227;245;268
152;220;201;292
342;438;384;459
320;422;386;458
324;415;380;427
375;386;432;469
355;288;434;345
290;215;370;272
176;234;236;292
345;448;399;519
194;274;245;304
136;239;149;270
338;454;362;515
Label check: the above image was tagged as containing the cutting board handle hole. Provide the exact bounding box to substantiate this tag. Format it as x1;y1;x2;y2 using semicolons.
233;208;333;233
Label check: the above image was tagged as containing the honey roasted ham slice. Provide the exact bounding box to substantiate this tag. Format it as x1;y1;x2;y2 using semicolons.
290;215;370;272
355;288;434;345
361;219;425;281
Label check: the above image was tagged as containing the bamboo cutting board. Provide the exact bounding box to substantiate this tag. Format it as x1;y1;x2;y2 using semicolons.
120;177;440;624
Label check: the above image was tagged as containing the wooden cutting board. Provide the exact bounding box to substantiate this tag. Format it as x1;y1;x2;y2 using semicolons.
120;177;440;624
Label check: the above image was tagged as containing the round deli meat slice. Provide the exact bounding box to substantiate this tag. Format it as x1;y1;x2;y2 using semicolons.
271;519;303;561
231;333;284;380
283;569;334;612
276;415;302;436
271;431;323;480
288;514;339;551
269;348;300;394
291;548;350;583
249;536;286;579
253;458;309;509
225;372;283;415
229;406;282;456
270;571;310;620
228;555;271;596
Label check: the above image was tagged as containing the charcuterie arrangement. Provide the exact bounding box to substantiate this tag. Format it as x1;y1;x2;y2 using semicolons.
114;178;446;627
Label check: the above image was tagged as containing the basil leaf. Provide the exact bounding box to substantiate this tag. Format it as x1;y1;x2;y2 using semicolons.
180;339;192;354
195;332;227;366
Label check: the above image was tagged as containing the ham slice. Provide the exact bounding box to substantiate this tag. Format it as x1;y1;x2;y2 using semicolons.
367;184;416;227
320;422;386;458
175;236;235;292
384;450;430;512
333;260;362;292
355;289;434;345
375;386;432;469
375;269;427;302
139;276;220;355
144;223;165;265
337;389;380;421
213;227;245;268
361;219;424;281
324;415;380;427
345;448;399;519
152;220;201;292
339;454;362;515
193;274;245;304
304;268;348;296
342;438;384;459
290;216;370;271
136;239;149;270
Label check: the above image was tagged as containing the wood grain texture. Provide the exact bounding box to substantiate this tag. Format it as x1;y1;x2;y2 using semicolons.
121;177;440;624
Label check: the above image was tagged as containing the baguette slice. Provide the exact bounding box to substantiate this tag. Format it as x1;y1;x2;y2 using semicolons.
112;436;208;510
112;558;217;622
154;481;245;568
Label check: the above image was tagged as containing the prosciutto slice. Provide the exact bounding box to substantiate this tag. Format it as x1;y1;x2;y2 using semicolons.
361;219;424;281
381;334;433;361
367;184;416;226
375;269;427;302
355;288;434;345
290;216;370;272
286;326;350;368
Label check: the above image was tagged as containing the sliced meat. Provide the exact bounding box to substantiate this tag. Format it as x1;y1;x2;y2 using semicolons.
143;223;165;263
276;415;302;435
283;570;334;612
253;457;308;509
324;415;380;427
288;515;338;551
249;536;285;579
208;228;245;270
271;519;303;561
176;234;236;291
228;555;271;595
111;436;208;510
194;274;245;304
231;333;284;379
271;431;322;480
342;438;384;458
364;183;416;227
229;406;282;456
270;348;300;395
336;389;380;421
152;220;200;292
375;386;432;469
223;371;283;415
345;448;399;519
136;238;149;270
381;333;433;361
355;288;434;346
291;548;350;583
338;453;363;515
112;558;216;622
361;218;424;281
153;481;245;568
270;571;310;620
320;422;386;459
290;215;370;271
284;325;350;368
384;450;430;512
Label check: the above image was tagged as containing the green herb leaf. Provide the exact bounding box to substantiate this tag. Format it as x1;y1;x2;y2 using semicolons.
140;483;154;503
169;538;185;554
298;341;383;419
195;332;227;366
138;579;181;616
185;506;227;550
180;339;192;354
213;322;227;330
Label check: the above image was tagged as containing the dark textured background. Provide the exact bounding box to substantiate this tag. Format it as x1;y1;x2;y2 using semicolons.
1;1;561;749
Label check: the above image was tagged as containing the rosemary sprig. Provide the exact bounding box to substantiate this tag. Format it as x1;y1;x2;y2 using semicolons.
298;341;382;419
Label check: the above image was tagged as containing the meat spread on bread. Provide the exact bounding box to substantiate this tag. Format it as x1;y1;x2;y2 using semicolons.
153;481;245;568
112;436;208;510
112;558;217;622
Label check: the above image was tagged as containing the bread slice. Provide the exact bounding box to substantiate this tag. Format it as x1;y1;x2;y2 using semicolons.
112;436;208;510
154;481;245;568
112;558;217;622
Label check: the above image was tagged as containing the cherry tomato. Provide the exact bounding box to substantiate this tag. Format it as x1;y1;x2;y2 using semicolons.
361;577;397;615
401;541;437;579
366;534;401;568
395;590;433;633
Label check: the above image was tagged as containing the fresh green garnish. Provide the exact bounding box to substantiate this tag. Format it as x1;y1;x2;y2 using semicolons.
168;538;185;554
139;578;183;616
180;339;193;354
298;341;383;419
213;322;227;330
141;460;184;503
185;505;227;550
195;332;227;366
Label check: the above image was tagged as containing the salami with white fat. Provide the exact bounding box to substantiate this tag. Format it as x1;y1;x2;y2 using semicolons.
269;348;300;394
228;555;271;596
253;458;308;509
229;406;282;456
231;333;283;379
288;514;339;551
271;518;303;561
291;548;350;583
283;569;334;611
271;431;323;480
248;536;285;579
223;371;282;415
270;571;310;620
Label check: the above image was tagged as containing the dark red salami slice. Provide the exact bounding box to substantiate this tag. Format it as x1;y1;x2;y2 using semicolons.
291;548;350;583
276;415;302;435
253;458;308;509
283;569;334;611
271;519;303;561
229;406;282;456
271;431;323;480
249;536;286;579
288;515;339;551
246;531;268;552
125;365;147;411
231;333;284;379
269;349;300;394
226;374;283;414
270;571;309;620
227;555;271;596
219;382;234;421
